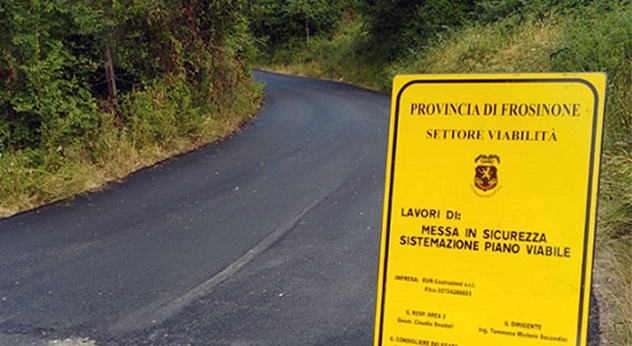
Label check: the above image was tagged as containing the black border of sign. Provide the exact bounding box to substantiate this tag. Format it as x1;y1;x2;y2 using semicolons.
377;77;602;346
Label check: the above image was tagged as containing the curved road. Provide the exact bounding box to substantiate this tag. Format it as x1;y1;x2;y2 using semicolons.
0;71;391;345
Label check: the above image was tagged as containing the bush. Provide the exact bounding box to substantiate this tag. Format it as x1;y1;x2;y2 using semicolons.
0;0;101;150
251;0;352;52
0;0;262;216
357;0;477;59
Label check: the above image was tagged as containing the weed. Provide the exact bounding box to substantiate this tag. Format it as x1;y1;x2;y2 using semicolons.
0;79;262;218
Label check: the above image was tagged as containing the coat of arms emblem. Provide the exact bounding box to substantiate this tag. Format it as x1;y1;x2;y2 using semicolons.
474;155;500;194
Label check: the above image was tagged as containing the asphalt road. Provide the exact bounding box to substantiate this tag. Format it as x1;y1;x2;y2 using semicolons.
0;72;601;346
0;71;391;346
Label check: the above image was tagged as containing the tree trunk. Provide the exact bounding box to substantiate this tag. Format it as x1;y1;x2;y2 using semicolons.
103;44;118;110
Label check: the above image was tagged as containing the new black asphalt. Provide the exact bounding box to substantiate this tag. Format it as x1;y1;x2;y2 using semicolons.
0;71;600;346
0;71;391;345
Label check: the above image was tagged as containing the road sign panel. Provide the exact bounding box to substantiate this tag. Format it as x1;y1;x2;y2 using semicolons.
375;73;607;346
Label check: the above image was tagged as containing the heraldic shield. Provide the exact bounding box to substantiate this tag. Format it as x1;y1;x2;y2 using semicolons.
474;155;500;192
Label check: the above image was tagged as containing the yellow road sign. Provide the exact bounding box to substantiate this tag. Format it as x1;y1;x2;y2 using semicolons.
374;73;607;346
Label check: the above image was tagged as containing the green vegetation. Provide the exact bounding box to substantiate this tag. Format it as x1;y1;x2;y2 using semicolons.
250;0;351;47
255;0;631;344
0;0;261;216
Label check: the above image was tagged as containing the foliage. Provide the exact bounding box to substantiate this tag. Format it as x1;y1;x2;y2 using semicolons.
357;0;477;58
0;0;101;150
109;0;254;88
0;0;257;150
475;0;600;23
250;0;351;50
547;0;631;144
0;0;261;216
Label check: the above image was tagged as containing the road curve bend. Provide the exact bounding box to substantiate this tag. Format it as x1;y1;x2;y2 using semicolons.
0;71;391;345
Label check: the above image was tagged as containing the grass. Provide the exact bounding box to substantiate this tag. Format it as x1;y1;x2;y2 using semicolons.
0;78;262;218
389;19;562;74
596;147;632;345
259;2;632;344
256;17;388;91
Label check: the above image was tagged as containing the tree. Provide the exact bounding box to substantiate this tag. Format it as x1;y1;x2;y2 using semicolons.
358;0;477;58
0;0;101;149
250;0;345;47
0;0;256;151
